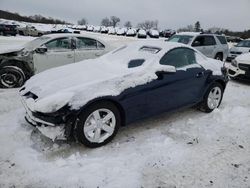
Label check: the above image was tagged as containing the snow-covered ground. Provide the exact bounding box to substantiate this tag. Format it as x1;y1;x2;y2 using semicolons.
0;35;250;188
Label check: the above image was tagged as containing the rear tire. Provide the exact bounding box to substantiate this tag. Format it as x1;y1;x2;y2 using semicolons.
74;101;121;148
0;66;26;88
198;82;224;113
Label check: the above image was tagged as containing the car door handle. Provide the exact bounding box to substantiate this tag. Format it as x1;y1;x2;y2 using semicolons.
196;72;204;78
67;54;73;58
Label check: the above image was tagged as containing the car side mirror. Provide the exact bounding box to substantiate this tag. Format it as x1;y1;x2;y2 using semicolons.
35;46;47;54
192;41;201;47
155;64;176;79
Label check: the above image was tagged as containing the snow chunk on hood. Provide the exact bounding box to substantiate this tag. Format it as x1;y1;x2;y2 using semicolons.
37;125;65;141
236;52;250;64
0;45;24;54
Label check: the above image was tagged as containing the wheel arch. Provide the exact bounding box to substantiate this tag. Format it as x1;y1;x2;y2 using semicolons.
77;97;126;127
214;51;223;59
201;76;227;100
213;78;226;91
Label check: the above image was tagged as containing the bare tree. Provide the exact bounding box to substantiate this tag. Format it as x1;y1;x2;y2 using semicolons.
207;27;226;34
124;21;132;28
177;24;195;32
154;20;159;30
137;20;158;30
110;16;120;27
101;17;111;27
77;18;87;25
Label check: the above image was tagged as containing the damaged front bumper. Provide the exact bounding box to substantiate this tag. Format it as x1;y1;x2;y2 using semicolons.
20;93;76;141
228;64;250;81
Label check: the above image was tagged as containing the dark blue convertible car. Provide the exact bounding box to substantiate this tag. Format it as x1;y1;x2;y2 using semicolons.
20;41;228;148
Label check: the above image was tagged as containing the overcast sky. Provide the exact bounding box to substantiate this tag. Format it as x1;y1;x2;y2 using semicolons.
1;0;250;31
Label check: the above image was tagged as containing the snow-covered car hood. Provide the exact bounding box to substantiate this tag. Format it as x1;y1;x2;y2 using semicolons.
0;45;24;54
230;46;250;53
235;52;250;64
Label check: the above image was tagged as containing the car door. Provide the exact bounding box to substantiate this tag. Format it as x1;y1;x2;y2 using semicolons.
192;35;216;58
33;37;74;73
145;47;208;116
74;37;106;62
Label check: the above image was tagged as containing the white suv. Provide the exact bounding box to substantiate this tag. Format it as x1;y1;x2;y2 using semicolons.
226;39;250;62
168;32;229;61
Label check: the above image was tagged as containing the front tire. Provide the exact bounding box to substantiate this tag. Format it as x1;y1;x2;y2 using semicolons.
0;66;26;88
74;101;121;148
198;82;224;113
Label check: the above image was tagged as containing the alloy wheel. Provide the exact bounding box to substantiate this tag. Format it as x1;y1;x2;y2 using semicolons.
83;108;116;143
207;87;222;110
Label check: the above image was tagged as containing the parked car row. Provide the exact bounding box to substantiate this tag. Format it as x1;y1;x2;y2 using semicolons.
71;24;164;39
0;22;81;37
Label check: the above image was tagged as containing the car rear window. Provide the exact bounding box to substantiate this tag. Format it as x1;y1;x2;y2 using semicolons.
128;59;145;68
216;36;227;44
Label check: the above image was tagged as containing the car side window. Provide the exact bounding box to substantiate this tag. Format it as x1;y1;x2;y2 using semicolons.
216;36;227;44
76;37;99;50
192;36;216;46
204;36;216;46
160;48;197;68
45;37;71;51
192;36;205;47
97;41;105;49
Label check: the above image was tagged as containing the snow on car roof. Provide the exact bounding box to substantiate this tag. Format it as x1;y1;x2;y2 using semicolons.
44;33;98;39
176;32;201;36
40;33;107;47
96;41;188;69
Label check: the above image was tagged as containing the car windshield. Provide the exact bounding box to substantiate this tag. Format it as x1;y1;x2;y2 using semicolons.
24;36;51;50
236;40;250;48
168;35;193;44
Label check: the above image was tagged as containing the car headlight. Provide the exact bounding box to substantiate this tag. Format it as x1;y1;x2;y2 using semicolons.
231;59;238;67
34;92;74;113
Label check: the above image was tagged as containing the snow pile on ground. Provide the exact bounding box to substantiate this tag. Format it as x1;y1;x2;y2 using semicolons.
0;81;250;188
